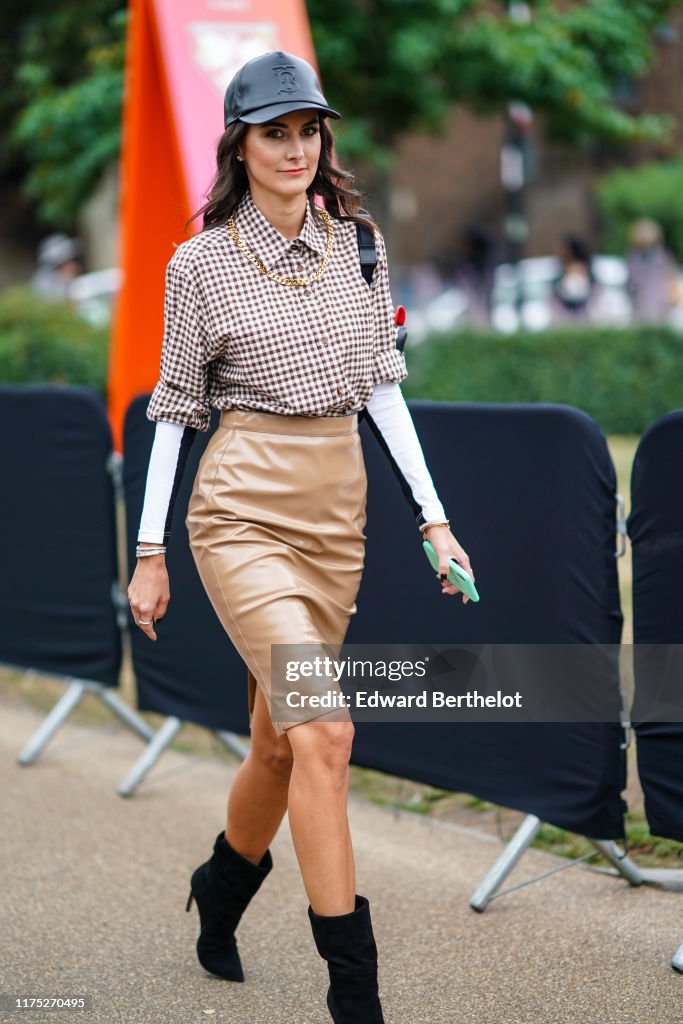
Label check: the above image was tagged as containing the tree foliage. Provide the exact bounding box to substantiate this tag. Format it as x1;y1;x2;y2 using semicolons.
0;1;126;225
2;0;682;224
306;0;682;167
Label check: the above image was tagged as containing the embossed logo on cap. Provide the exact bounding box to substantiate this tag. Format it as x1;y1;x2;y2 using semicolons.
273;64;299;94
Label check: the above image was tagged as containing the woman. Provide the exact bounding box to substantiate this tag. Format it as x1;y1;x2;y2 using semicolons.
550;234;596;323
626;218;680;324
127;51;474;1024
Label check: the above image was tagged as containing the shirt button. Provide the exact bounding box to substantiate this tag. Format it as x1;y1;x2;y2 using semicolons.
303;288;311;297
320;337;329;346
337;385;346;396
296;263;304;272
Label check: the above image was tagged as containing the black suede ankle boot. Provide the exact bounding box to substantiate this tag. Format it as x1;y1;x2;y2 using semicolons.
185;831;273;981
308;894;386;1023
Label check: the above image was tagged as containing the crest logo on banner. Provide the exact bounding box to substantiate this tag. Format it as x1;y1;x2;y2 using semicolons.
186;21;279;95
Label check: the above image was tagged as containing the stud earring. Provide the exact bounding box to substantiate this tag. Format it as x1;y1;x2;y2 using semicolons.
236;155;244;162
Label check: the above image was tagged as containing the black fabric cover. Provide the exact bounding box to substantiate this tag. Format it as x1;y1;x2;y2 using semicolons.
628;410;683;841
125;396;626;839
0;386;121;686
347;402;626;839
124;398;250;732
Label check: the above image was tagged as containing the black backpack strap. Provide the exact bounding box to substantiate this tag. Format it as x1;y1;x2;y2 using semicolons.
355;219;377;286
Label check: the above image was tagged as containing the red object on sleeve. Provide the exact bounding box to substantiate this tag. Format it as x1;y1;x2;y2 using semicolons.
394;305;406;327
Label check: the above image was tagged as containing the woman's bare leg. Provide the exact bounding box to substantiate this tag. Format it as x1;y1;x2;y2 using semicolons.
286;718;356;916
225;685;356;915
224;684;293;864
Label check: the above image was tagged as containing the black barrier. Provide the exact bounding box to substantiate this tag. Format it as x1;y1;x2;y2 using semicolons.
0;386;120;685
347;402;626;839
628;410;683;842
123;398;250;732
124;396;626;839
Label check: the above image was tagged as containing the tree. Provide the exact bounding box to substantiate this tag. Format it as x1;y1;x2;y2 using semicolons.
0;1;126;226
3;0;682;227
306;0;683;224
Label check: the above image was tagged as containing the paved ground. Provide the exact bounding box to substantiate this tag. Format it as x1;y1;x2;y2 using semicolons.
1;698;682;1024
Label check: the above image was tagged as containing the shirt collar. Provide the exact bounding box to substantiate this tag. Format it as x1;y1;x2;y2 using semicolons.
231;190;329;271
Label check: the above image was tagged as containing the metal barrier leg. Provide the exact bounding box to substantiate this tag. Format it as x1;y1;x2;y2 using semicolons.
97;686;155;741
469;814;542;912
469;820;648;913
115;726;249;798
672;943;683;972
216;730;250;761
588;839;645;885
117;717;183;798
16;678;155;766
17;680;87;765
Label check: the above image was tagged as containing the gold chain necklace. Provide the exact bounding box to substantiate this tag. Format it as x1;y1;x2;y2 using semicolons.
226;208;334;288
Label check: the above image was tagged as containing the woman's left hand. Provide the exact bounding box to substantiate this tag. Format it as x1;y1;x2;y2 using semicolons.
425;525;475;604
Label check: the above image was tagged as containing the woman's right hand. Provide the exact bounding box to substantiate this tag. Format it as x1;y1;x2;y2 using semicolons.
127;553;170;642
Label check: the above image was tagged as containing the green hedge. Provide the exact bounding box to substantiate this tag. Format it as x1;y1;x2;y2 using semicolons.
402;326;683;435
2;288;681;436
0;285;109;395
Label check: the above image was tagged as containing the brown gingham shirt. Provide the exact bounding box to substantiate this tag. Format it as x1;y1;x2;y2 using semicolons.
146;190;408;430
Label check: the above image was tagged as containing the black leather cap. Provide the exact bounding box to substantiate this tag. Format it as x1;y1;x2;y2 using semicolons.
224;51;341;128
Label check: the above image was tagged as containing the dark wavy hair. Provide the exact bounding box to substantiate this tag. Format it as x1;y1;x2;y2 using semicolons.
184;115;375;235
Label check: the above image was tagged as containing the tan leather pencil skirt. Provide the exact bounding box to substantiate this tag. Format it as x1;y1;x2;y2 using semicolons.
185;408;367;738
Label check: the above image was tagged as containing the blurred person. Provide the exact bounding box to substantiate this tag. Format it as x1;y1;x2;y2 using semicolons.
550;234;597;323
31;233;83;303
126;50;475;1024
453;224;496;326
626;218;680;324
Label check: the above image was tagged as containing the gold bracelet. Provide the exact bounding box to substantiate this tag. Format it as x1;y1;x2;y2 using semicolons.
421;520;450;541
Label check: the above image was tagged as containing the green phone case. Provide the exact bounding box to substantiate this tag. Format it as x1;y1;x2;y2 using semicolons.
422;539;480;602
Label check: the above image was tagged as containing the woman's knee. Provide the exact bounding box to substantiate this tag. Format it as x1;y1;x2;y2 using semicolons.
249;687;294;778
287;719;355;776
250;732;294;779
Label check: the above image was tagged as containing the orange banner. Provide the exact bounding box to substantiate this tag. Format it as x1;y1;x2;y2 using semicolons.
107;0;317;451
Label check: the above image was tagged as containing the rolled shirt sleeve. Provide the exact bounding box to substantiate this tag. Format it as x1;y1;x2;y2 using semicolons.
146;256;212;432
370;230;408;386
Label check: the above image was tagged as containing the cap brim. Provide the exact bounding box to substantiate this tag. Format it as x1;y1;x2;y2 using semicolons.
234;101;342;126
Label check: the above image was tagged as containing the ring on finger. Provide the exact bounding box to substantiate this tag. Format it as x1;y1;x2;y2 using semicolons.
138;617;153;625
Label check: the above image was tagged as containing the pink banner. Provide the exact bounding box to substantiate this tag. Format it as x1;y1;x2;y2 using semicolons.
150;0;317;213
